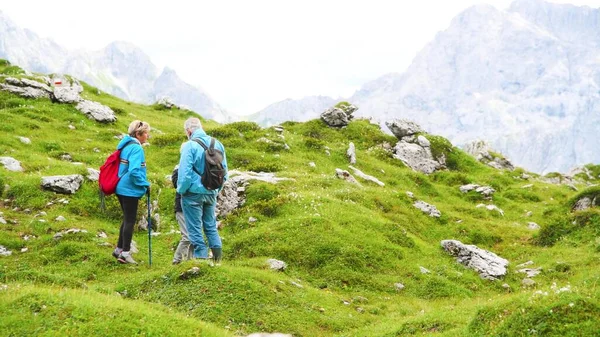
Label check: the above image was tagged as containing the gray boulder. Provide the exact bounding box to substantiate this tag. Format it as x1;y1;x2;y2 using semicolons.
335;168;361;186
572;196;597;211
41;175;84;194
347;142;356;164
385;119;423;140
267;259;287;271
413;200;441;217
320;104;357;127
76;100;117;123
441;239;509;280
0;245;12;257
157;96;178;109
54;86;82;103
459;184;495;197
86;168;100;181
0;157;24;172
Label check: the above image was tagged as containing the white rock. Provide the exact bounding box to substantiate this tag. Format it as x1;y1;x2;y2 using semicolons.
0;157;24;172
441;240;509;280
267;259;287;271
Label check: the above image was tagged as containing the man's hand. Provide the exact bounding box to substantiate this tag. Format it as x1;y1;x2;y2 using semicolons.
146;185;151;196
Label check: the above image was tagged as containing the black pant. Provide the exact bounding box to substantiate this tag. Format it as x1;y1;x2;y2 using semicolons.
117;195;140;251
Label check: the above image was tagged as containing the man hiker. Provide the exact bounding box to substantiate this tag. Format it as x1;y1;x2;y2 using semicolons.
177;117;228;265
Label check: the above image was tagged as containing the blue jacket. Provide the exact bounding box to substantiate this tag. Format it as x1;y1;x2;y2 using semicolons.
177;129;228;195
116;136;150;197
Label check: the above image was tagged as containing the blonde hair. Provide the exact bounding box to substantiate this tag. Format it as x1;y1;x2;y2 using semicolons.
128;120;151;137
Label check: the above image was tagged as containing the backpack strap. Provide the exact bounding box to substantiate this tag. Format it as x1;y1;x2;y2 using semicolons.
119;140;138;164
190;138;208;176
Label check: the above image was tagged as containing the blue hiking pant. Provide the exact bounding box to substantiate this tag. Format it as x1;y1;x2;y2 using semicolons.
181;193;221;258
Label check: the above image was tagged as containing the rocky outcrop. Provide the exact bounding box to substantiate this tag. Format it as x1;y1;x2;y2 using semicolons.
320;103;358;127
384;120;446;174
464;140;514;171
41;175;84;194
385;119;423;140
441;239;509;280
392;137;445;174
572;195;599;211
0;157;24;172
75;100;117;123
216;179;246;218
0;77;52;99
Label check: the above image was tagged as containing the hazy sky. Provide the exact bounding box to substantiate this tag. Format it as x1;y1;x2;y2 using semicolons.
1;0;597;114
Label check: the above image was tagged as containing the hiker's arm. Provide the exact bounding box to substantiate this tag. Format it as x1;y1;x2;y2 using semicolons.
177;142;194;194
128;146;150;187
171;167;178;187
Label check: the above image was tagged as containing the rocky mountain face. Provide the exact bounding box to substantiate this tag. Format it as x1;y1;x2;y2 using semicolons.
0;11;228;122
249;0;600;173
351;0;600;174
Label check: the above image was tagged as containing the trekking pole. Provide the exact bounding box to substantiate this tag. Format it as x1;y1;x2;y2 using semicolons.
147;190;152;267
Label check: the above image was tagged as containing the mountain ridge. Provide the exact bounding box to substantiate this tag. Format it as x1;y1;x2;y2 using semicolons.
0;11;229;122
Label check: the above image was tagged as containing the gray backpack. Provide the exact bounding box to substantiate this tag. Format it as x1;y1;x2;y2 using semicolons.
191;138;225;190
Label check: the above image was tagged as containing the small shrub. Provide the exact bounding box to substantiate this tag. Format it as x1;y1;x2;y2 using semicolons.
42;141;62;152
245;182;281;204
152;133;186;147
554;262;571;273
468;230;503;246
430;171;471;186
502;188;541;202
392;320;452;336
246;161;281;173
533;215;574;246
412;276;472;299
303;137;325;150
227;121;262;133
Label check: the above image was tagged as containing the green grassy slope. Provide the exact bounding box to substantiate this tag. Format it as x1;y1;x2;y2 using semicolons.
1;60;599;336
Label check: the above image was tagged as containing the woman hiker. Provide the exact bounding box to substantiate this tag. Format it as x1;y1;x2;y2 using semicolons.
112;120;151;264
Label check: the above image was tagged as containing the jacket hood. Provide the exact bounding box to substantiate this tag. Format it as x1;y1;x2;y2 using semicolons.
117;135;140;150
190;129;208;139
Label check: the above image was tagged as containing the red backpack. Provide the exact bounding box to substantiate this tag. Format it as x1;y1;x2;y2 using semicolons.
99;141;137;195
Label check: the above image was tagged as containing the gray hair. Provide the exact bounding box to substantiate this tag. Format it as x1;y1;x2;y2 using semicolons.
184;117;202;133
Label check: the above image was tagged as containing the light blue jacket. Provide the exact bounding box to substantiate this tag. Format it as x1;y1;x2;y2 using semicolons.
177;129;228;195
116;136;150;198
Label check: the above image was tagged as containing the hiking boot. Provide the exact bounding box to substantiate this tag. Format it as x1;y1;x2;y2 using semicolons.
172;259;181;265
210;248;222;267
118;251;137;264
112;248;122;259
